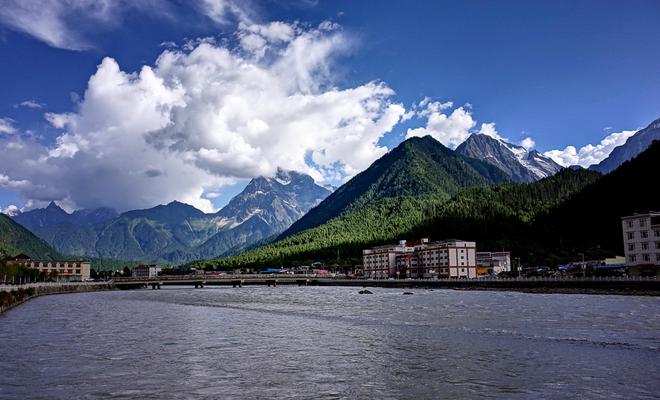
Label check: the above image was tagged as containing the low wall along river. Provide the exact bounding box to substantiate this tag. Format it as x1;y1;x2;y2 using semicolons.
0;282;113;314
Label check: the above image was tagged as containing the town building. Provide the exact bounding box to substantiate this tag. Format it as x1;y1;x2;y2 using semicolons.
476;252;511;276
3;254;91;281
132;264;162;278
363;240;414;279
363;239;477;279
621;212;660;267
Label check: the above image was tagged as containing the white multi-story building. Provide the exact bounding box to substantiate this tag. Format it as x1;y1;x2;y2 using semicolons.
133;264;162;278
363;241;414;279
476;252;511;275
364;239;477;279
621;212;660;266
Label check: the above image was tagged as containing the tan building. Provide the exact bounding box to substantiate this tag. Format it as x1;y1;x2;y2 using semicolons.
363;241;414;279
411;239;477;279
621;212;660;266
364;239;477;279
4;254;91;281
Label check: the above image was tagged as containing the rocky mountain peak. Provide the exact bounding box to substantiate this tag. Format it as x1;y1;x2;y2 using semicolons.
456;133;561;182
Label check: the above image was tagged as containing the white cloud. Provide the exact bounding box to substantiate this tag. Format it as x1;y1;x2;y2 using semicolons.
0;174;32;190
198;0;253;25
406;104;476;149
543;129;637;167
405;100;506;149
16;100;45;109
44;112;74;129
478;122;503;140
0;204;21;216
0;0;250;50
520;137;535;150
0;118;17;134
0;21;405;213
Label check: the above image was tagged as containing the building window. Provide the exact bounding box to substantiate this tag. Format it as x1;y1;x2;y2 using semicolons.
641;231;649;238
627;221;633;228
642;254;650;262
656;242;660;250
629;255;636;262
655;229;660;237
627;232;634;240
639;219;646;227
628;243;635;251
656;254;660;262
642;243;649;250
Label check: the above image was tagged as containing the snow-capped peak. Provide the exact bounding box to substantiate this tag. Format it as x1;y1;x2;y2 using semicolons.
455;133;562;182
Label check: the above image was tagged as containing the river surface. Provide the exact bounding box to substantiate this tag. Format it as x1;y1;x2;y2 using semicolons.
1;286;659;399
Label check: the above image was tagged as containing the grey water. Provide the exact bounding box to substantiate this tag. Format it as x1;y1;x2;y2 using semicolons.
0;287;659;399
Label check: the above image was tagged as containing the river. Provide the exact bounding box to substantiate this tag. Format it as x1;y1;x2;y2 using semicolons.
1;286;659;399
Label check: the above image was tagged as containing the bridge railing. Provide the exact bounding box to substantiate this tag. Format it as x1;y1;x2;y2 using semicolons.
112;274;328;282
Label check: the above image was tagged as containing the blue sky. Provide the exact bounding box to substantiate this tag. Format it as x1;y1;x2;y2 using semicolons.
1;0;659;213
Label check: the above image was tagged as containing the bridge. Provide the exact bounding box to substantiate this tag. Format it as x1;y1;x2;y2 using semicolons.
111;274;660;294
113;275;318;289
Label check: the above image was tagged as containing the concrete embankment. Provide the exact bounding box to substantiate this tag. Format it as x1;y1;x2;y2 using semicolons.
0;283;113;314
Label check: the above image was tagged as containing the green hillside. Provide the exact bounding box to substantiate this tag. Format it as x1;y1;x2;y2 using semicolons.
532;139;660;260
280;135;509;238
0;214;60;260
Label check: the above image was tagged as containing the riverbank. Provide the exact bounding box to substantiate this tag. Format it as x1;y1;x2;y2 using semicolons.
320;279;660;296
2;277;657;315
113;275;660;296
0;282;113;314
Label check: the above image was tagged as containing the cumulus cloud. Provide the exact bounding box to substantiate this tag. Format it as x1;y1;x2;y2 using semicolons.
0;118;18;135
543;129;637;167
406;100;478;149
0;21;404;213
405;100;509;149
478;122;504;141
0;0;251;50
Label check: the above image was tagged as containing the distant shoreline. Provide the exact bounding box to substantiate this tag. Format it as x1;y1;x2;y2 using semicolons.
2;279;657;316
113;276;660;296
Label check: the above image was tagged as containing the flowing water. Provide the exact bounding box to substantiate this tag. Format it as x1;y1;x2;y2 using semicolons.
1;286;659;399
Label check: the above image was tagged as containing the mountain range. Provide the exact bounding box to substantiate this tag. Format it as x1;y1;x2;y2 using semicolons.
590;117;660;174
197;131;659;269
11;169;331;264
455;134;563;182
4;117;658;267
